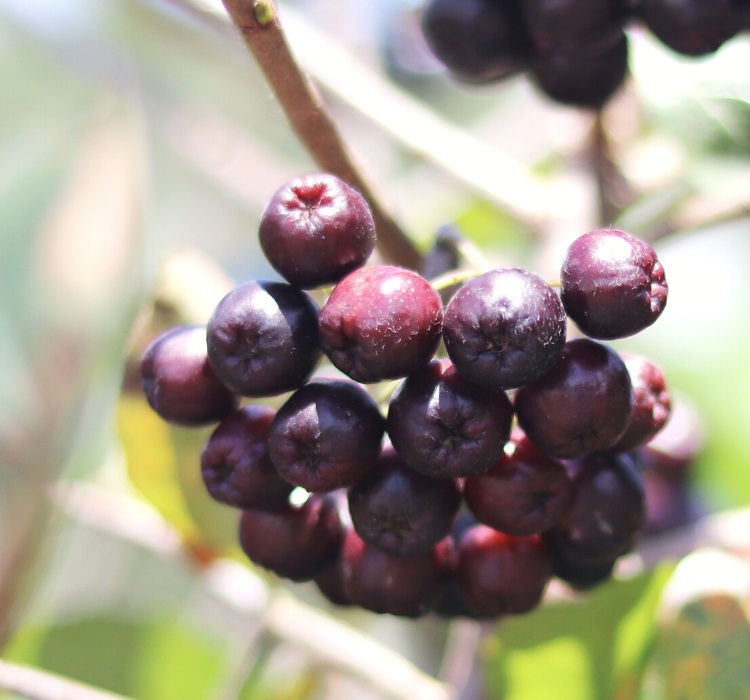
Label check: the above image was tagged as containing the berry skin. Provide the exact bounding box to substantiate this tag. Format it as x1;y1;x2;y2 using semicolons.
530;33;630;109
421;0;531;83
463;430;573;536
200;405;293;511
340;529;454;618
443;268;567;390
259;173;376;290
206;280;321;397
457;525;553;618
546;451;646;565
561;227;668;340
544;542;617;590
608;353;671;452
318;265;444;384
523;0;625;55
140;325;238;426
268;380;385;493
514;338;634;459
387;358;514;479
347;445;462;556
238;494;343;582
641;0;743;56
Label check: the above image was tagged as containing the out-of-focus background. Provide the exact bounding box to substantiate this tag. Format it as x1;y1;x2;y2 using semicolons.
2;1;750;698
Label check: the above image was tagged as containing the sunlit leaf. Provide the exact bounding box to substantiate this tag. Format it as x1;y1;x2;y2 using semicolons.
482;566;674;700
645;595;750;700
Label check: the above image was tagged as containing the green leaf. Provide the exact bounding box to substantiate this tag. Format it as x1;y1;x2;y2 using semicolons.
645;595;750;700
5;616;229;700
482;566;674;700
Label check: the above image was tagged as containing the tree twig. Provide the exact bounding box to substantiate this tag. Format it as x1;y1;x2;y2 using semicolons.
0;659;134;700
52;482;450;700
217;0;422;270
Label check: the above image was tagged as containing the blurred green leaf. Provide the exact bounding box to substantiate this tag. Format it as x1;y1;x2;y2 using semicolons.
117;394;238;559
645;595;750;700
482;566;674;700
5;615;228;700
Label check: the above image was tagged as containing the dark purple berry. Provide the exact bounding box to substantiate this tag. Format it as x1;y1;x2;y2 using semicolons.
348;445;462;556
443;268;567;390
313;556;352;607
457;525;553;617
608;353;671;452
514;338;634;459
319;265;443;383
238;494;343;581
544;541;617;590
463;430;573;536
421;0;532;82
206;280;321;397
387;358;514;479
200;405;293;511
642;0;743;56
140;325;238;426
530;33;629;109
546;451;646;565
268;380;385;493
340;529;454;618
259;173;376;289
561;227;668;340
523;0;625;55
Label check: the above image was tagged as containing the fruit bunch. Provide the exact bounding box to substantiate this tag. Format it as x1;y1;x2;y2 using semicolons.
420;0;750;108
140;172;673;619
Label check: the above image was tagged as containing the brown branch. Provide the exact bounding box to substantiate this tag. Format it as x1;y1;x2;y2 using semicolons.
218;0;422;270
0;659;134;700
53;482;451;700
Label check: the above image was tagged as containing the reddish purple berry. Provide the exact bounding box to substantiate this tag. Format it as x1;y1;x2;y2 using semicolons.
259;173;376;289
140;325;238;426
514;338;634;459
561;227;668;340
319;265;444;383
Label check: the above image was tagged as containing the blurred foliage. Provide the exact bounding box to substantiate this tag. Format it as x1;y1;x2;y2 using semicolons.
2;1;750;699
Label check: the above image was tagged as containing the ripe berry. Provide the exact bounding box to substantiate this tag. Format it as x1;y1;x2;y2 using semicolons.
608;353;671;452
259;173;376;289
514;338;634;459
140;325;238;426
544;541;617;590
443;268;567;390
421;0;531;82
463;430;573;536
523;0;625;55
340;529;453;618
318;265;443;383
561;227;668;340
530;33;630;109
641;0;743;56
546;451;646;565
238;494;343;581
457;525;553;617
348;445;461;556
200;405;293;511
206;280;321;397
268;380;385;492
387;358;514;478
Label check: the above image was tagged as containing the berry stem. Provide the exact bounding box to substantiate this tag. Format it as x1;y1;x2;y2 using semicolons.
589;111;634;227
218;0;423;270
430;268;481;292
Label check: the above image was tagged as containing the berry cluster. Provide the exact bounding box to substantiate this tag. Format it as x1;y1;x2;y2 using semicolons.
420;0;750;108
140;172;672;619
